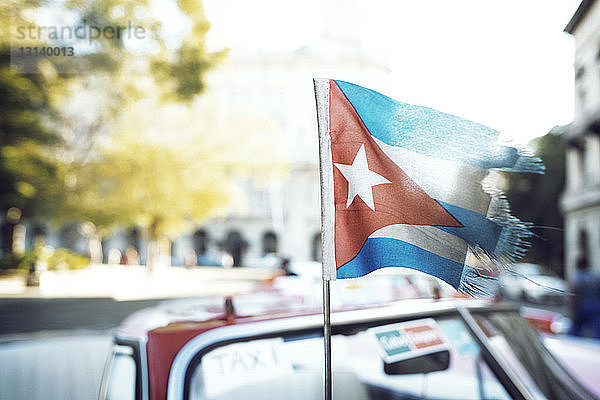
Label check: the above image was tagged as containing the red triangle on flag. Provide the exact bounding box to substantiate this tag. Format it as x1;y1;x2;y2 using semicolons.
329;80;463;268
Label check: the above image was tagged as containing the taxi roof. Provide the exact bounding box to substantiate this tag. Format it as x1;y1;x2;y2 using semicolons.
115;289;482;340
115;269;469;339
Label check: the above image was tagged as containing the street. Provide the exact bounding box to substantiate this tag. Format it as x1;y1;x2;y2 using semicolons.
0;297;163;335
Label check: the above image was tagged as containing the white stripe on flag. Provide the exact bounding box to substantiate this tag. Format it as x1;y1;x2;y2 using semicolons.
370;224;468;265
373;137;492;214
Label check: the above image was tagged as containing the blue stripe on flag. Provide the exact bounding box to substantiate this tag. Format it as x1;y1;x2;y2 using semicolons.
335;80;521;170
337;237;465;289
435;201;503;253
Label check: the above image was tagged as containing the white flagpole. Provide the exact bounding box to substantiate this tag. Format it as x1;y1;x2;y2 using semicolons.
314;78;336;400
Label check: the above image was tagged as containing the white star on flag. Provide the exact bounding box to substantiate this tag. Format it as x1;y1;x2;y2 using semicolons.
334;144;390;211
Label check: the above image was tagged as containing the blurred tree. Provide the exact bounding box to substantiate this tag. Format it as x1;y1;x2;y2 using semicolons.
152;0;225;101
504;128;566;276
2;0;228;259
0;58;67;218
76;98;287;268
3;0;286;267
0;2;73;256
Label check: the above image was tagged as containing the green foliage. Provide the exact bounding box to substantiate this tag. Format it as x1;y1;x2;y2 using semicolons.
0;247;89;272
21;246;90;271
0;1;72;221
0;253;22;272
0;54;68;218
46;248;90;270
505;130;566;275
152;0;226;102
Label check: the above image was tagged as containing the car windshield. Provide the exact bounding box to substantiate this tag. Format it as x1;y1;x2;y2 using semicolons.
473;311;597;400
184;308;600;400
187;314;511;400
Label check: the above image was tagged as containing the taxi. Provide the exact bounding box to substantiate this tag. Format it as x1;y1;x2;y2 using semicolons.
99;275;600;400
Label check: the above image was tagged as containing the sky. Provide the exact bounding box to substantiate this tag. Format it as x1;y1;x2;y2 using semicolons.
24;0;583;145
199;0;582;145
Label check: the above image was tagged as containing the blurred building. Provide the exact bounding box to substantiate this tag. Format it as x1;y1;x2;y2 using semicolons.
561;0;600;279
186;0;393;266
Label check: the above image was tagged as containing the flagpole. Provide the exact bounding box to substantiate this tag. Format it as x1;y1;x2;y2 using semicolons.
314;78;335;400
323;278;332;400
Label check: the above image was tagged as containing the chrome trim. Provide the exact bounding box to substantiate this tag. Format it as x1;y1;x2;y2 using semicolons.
166;300;470;400
113;334;150;400
138;336;149;400
98;346;115;400
98;344;135;400
457;306;534;400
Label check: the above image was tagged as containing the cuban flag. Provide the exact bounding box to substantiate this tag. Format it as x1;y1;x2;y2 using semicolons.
314;79;543;296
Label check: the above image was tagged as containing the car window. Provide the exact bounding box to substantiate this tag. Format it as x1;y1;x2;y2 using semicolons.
102;345;137;400
474;311;596;400
188;316;510;400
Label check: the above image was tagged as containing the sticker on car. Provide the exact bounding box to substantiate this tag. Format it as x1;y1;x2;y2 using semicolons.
368;318;449;363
